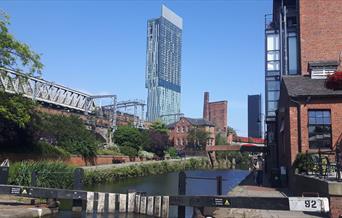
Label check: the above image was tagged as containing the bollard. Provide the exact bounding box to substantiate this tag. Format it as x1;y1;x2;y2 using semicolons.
0;166;9;185
216;176;222;195
178;171;186;218
31;171;37;187
72;168;84;212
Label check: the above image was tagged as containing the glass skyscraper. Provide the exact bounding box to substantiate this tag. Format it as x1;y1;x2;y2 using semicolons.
145;5;183;124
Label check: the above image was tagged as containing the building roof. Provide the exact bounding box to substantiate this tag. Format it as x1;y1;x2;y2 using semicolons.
282;76;342;98
167;117;215;129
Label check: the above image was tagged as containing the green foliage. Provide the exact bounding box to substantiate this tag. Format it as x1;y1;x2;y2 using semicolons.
215;133;227;145
0;12;43;75
33;141;71;159
293;153;316;173
216;151;250;169
149;120;169;134
142;129;169;157
0;92;35;128
138;150;154;159
113;126;143;149
97;148;122;156
119;146;138;158
35;114;98;159
187;127;210;150
84;158;211;185
9;161;75;189
227;126;237;136
166;147;178;158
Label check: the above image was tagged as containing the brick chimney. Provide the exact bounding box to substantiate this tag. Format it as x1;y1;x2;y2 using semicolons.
203;92;209;120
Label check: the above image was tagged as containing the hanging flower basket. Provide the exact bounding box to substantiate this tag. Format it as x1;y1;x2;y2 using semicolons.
325;71;342;90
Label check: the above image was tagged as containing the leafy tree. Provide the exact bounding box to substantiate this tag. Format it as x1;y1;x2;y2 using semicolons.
0;12;43;75
34;114;98;159
215;133;227;145
120;146;138;158
227;126;237;136
149;120;169;134
143;129;169;157
0;92;35;128
187;128;210;150
0;92;37;151
113;126;143;149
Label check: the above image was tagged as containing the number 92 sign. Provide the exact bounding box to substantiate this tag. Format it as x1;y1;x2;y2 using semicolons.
289;197;330;213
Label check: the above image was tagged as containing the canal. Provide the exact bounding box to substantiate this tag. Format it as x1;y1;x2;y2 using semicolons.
56;169;249;218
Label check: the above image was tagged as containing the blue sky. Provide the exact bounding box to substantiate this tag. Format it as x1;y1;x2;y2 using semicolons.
1;0;271;136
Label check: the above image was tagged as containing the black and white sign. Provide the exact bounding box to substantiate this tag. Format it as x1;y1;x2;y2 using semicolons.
289;197;329;212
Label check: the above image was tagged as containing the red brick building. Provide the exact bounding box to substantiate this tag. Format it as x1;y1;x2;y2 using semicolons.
203;92;228;134
167;117;215;150
277;76;342;168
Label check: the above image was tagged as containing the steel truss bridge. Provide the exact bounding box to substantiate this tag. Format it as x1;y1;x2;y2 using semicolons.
0;67;145;131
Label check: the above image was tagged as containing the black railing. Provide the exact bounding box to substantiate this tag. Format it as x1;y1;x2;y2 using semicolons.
304;149;341;182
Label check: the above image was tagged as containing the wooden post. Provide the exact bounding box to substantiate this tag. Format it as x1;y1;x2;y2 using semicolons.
161;196;169;218
147;196;154;216
86;192;95;213
119;194;127;213
72;168;84;212
140;196;147;214
154;196;162;217
216;176;222;195
108;193;116;213
127;192;135;213
178;171;186;218
97;192;105;213
134;194;141;213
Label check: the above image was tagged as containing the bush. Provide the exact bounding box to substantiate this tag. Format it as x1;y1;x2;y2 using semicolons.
166;147;178;158
34;141;71;159
84;158;211;185
9;161;75;189
293;153;316;173
97;146;122;156
119;146;138;158
138;150;154;159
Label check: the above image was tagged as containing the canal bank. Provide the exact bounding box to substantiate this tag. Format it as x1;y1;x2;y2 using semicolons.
83;157;233;185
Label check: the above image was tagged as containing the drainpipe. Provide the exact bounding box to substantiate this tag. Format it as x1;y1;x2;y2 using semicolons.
289;98;302;154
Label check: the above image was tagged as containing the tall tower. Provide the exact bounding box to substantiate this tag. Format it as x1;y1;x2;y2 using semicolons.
145;5;183;124
203;92;209;120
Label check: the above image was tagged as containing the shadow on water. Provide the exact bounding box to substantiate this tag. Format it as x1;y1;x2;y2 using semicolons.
52;169;249;218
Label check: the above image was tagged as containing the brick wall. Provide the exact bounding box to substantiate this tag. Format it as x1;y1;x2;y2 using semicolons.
208;101;228;133
299;0;342;74
330;196;342;218
278;97;342;167
168;118;192;150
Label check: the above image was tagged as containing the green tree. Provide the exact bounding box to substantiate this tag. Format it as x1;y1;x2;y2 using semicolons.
113;126;143;149
227;126;237;136
149;120;169;134
34;114;98;159
187;127;210;150
215;133;227;145
0;12;43;75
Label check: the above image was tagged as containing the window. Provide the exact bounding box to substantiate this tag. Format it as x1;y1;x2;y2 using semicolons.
308;110;332;149
288;33;298;75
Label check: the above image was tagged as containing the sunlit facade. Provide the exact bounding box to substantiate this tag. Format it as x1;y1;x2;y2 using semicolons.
146;5;183;124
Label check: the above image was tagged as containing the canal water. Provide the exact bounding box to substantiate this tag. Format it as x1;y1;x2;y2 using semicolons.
56;169;248;218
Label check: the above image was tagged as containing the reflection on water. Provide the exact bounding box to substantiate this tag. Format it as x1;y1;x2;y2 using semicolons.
53;169;248;218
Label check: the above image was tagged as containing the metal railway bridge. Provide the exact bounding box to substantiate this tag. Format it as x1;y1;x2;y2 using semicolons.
0;67;145;141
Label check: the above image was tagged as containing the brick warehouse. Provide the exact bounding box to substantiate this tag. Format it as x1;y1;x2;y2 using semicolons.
167;117;215;150
265;1;342;217
203;92;228;134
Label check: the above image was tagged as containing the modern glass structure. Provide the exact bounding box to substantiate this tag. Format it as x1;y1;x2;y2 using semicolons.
146;5;183;124
248;94;262;138
265;0;298;123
